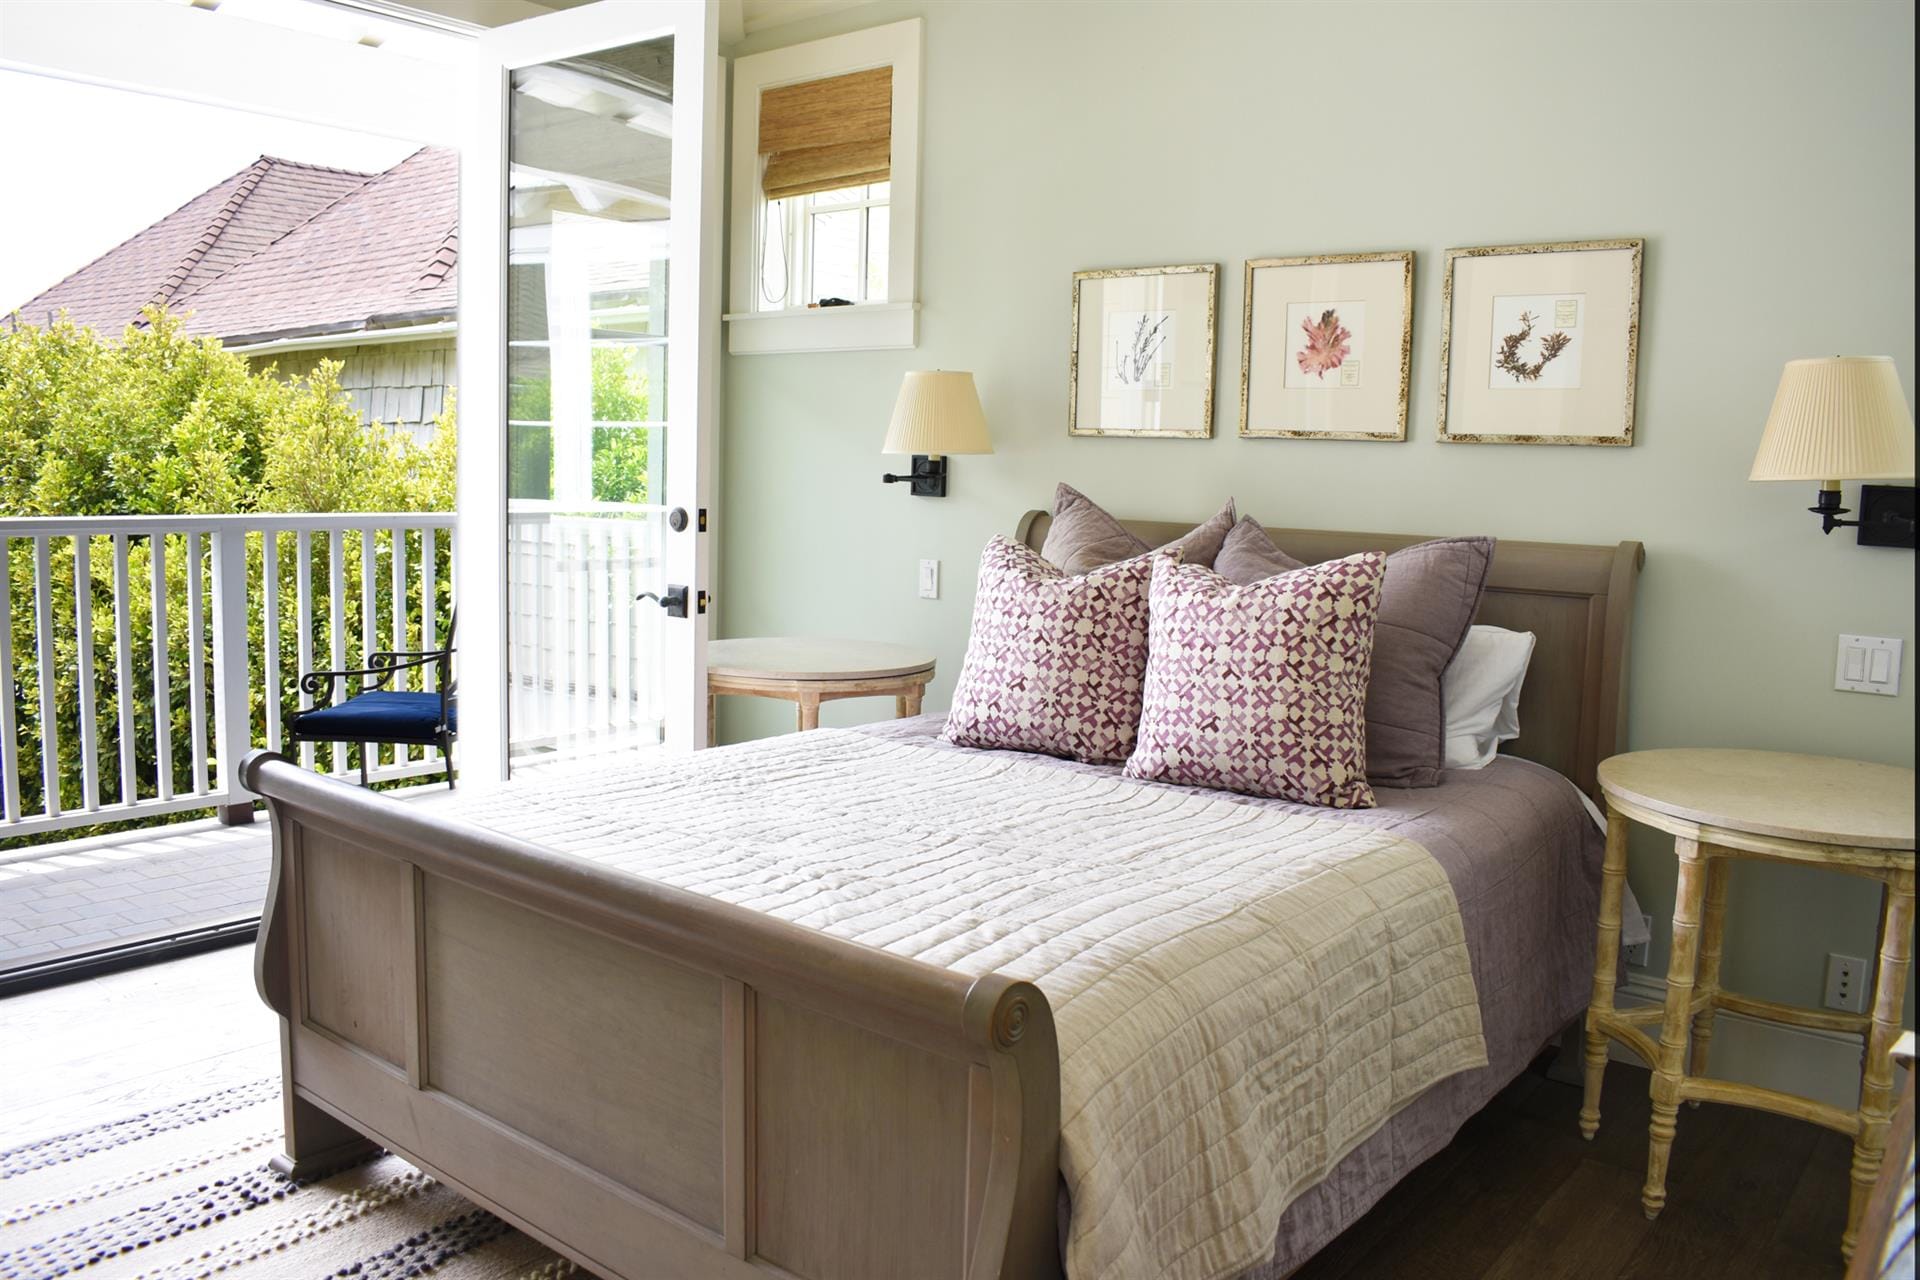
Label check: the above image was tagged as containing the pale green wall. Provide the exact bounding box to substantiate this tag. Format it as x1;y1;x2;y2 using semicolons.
717;1;1916;1025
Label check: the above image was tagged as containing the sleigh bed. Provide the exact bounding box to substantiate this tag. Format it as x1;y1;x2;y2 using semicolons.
248;513;1642;1280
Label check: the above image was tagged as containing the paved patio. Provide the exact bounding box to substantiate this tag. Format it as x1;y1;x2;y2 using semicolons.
0;819;273;971
0;785;461;975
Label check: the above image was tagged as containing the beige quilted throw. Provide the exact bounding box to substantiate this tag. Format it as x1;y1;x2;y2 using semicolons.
455;730;1488;1280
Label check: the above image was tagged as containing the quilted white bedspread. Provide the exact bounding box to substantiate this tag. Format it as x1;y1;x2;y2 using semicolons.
448;729;1487;1280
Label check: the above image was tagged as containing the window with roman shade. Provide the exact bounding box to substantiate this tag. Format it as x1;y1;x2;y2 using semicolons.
727;18;922;354
758;66;892;202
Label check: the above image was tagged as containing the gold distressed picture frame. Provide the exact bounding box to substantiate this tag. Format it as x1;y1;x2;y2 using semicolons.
1239;251;1414;441
1437;238;1644;446
1068;263;1218;438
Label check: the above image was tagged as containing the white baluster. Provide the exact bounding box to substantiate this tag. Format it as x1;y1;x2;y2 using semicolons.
591;525;606;736
210;526;250;812
112;534;135;806
546;521;559;749
329;526;347;774
186;531;208;794
613;521;633;738
571;523;590;743
297;530;315;772
32;535;59;818
390;525;408;767
0;536;20;823
73;535;99;811
150;534;173;802
264;532;281;754
421;525;437;762
361;526;378;773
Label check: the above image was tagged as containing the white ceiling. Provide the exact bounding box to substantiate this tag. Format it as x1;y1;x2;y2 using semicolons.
358;0;880;42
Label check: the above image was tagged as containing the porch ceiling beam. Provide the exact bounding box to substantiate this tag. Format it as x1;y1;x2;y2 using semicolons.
510;94;673;205
0;0;461;144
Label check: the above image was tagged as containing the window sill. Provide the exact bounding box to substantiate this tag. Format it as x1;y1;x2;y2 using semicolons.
724;302;918;355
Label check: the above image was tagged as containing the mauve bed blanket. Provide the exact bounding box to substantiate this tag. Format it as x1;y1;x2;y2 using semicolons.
855;715;1602;1278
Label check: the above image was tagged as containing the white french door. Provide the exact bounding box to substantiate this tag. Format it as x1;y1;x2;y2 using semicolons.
457;0;720;781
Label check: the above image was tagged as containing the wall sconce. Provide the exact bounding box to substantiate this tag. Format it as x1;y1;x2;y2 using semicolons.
881;370;992;497
1750;356;1915;545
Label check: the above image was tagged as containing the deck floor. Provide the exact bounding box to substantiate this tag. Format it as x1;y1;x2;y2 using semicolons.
0;784;460;974
0;820;271;970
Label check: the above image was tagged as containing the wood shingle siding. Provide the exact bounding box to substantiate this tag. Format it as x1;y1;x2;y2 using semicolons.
251;338;455;445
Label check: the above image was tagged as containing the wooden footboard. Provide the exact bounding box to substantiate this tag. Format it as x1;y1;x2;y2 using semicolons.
244;751;1061;1280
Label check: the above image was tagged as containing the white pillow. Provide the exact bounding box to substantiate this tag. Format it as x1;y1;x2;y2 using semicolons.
1442;625;1536;770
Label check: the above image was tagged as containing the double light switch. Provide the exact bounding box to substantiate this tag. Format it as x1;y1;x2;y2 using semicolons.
1835;635;1903;696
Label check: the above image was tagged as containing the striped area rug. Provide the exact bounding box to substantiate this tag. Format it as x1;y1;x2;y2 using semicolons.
0;1078;583;1280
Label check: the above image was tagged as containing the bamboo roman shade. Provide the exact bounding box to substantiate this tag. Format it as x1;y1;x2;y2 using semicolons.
759;66;892;201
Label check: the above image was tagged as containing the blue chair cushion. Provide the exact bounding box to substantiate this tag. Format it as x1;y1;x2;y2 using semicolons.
293;690;455;740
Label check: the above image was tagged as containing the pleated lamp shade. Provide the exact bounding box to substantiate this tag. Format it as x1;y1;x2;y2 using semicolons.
1749;356;1915;482
882;371;993;457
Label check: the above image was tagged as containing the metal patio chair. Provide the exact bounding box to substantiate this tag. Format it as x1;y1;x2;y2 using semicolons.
289;609;457;789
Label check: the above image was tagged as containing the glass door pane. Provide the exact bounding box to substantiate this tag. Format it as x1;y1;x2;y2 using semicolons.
505;36;674;761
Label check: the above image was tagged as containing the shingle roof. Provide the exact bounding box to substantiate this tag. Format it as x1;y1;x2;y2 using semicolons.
10;156;375;337
170;147;459;346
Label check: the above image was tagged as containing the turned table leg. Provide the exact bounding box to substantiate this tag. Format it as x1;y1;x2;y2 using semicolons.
895;680;925;719
1581;806;1632;1139
796;692;821;731
706;690;718;747
1644;835;1706;1220
1844;867;1914;1261
1689;855;1730;1086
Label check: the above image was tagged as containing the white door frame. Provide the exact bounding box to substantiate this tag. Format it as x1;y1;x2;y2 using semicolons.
456;0;720;783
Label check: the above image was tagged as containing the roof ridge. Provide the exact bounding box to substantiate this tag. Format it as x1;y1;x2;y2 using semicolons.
167;156;381;312
174;147;442;315
7;158;268;327
141;157;278;317
252;154;382;179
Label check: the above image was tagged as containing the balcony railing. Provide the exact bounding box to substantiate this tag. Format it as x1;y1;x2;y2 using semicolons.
0;513;455;841
506;509;666;757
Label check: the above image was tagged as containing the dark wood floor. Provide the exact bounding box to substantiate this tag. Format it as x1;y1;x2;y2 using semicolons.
1295;1058;1852;1280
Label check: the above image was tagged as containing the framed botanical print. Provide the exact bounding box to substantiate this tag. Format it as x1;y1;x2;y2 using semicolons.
1438;238;1644;445
1069;263;1218;438
1239;251;1413;441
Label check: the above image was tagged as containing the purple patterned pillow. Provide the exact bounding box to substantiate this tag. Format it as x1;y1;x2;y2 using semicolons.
1216;520;1496;788
942;536;1161;764
1124;553;1386;808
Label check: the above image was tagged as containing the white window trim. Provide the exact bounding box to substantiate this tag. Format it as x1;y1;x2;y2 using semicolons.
725;17;921;355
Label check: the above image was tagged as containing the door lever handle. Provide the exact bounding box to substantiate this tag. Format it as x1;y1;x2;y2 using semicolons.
637;585;690;619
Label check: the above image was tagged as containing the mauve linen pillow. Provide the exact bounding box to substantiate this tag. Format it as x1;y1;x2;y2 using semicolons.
1215;519;1496;788
1213;514;1305;583
1039;483;1235;575
1124;553;1386;808
942;535;1162;764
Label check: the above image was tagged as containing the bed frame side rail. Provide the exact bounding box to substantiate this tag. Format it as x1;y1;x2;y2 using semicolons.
245;751;1062;1280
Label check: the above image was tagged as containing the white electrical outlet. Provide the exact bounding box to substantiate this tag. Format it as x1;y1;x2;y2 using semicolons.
1835;634;1902;696
1824;953;1870;1013
918;559;940;600
1625;915;1652;967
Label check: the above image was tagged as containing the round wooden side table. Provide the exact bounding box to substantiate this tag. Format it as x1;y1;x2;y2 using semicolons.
706;637;935;739
1583;748;1915;1261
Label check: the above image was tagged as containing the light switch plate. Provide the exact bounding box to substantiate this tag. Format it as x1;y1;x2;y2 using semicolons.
918;559;940;600
1835;634;1902;696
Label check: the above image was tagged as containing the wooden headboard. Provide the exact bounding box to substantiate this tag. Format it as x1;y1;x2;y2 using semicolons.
1016;511;1645;802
